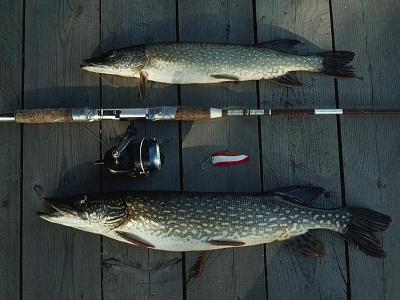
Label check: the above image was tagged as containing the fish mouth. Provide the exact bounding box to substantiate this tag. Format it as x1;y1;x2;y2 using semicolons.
80;59;92;68
37;210;64;221
37;197;78;221
80;59;99;70
80;53;112;70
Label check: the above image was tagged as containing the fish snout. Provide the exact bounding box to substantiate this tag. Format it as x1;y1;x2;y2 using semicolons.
80;58;102;71
37;195;89;227
39;195;85;218
46;197;78;215
80;59;93;69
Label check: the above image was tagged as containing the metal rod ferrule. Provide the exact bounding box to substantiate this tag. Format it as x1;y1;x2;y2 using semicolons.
71;108;99;122
314;109;343;115
0;113;16;122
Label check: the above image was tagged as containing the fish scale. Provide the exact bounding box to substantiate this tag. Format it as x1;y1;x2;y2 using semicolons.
143;43;321;83
81;41;356;88
40;186;391;257
115;192;350;251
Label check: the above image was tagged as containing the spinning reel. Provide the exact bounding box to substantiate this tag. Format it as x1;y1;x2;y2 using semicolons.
97;122;164;177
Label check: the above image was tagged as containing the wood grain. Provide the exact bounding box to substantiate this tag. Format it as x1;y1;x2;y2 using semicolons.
331;1;400;299
256;1;348;299
22;1;102;299
0;1;22;299
178;0;266;299
100;1;182;299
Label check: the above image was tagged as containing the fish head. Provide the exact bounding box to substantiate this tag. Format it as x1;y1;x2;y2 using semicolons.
38;193;129;234
80;46;146;77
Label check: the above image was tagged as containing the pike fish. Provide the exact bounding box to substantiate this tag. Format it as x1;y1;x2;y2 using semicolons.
80;40;356;97
39;186;391;257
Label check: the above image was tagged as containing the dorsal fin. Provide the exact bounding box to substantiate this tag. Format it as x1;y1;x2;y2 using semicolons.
256;39;301;52
267;185;324;204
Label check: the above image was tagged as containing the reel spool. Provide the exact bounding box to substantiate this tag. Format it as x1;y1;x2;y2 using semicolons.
99;123;164;177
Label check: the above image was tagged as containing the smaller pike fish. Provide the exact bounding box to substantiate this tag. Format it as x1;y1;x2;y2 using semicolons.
39;186;391;258
80;40;356;98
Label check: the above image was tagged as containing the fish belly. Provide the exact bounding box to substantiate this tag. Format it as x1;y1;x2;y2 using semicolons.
140;65;221;84
141;64;285;84
112;215;311;252
107;229;285;251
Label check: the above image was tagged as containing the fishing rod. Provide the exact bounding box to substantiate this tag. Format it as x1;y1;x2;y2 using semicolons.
0;106;400;123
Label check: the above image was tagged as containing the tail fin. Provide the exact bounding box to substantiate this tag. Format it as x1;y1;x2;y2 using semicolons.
343;208;391;257
320;51;357;79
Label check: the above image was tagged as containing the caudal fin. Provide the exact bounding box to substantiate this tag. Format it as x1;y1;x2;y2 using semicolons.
343;208;391;257
320;51;357;79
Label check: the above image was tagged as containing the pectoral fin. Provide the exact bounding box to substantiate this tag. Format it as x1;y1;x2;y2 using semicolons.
283;231;325;256
208;240;245;246
115;231;155;249
138;71;148;99
210;74;240;81
269;73;302;87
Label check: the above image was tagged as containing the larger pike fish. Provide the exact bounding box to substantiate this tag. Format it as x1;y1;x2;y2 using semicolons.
80;40;356;97
39;186;390;257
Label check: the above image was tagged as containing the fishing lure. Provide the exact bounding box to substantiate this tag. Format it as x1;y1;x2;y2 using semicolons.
201;151;250;169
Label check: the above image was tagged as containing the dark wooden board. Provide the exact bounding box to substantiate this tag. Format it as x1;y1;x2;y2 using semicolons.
255;1;347;299
331;1;400;299
100;1;182;299
1;0;399;299
178;1;266;299
22;1;102;299
0;1;23;299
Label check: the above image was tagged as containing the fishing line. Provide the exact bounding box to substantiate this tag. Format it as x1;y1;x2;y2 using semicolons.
81;124;111;147
96;73;121;88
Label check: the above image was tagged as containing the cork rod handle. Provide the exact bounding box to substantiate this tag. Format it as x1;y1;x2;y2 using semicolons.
15;109;74;123
173;107;212;121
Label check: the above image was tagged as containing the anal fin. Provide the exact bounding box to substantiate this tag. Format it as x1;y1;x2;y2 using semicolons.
283;231;325;256
269;73;302;87
210;74;240;81
209;240;245;247
115;231;155;249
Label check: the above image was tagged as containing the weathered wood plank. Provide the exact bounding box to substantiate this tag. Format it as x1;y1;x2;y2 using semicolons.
22;1;102;299
0;1;23;299
178;1;265;299
256;1;348;299
331;1;400;299
100;1;182;299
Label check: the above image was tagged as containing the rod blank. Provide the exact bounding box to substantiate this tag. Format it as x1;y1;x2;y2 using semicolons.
1;106;400;124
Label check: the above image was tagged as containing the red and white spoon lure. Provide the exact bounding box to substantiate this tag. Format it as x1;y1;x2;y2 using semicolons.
202;151;250;169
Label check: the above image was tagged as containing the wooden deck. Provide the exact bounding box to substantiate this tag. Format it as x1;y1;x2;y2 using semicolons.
1;1;399;299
